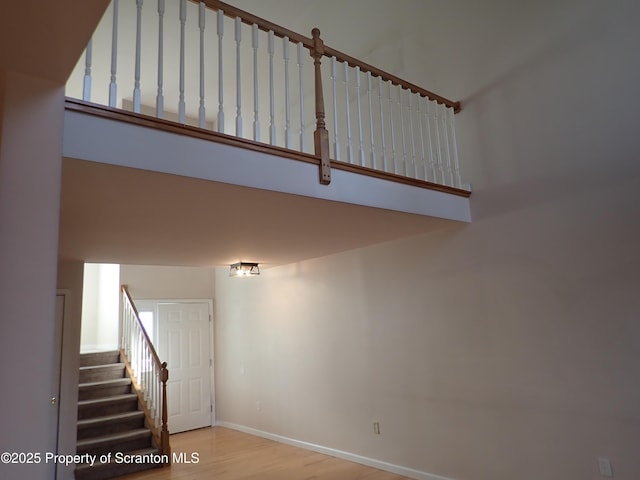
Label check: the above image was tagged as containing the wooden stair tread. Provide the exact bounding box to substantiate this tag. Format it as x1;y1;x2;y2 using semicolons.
77;410;145;427
80;362;124;371
76;428;151;448
78;393;138;407
79;377;131;389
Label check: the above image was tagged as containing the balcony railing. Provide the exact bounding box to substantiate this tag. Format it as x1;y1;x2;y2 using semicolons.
66;0;468;193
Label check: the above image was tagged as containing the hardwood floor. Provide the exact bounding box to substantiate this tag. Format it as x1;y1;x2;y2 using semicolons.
119;426;412;480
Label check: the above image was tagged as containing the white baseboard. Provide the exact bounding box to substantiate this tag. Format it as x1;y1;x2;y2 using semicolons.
215;421;457;480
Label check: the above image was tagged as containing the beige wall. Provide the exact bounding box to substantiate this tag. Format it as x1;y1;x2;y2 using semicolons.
0;71;65;479
214;1;640;479
80;263;120;351
120;264;216;300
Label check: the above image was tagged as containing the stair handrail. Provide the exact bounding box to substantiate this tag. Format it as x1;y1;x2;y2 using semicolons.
120;285;171;461
199;0;460;111
69;0;468;191
198;0;462;187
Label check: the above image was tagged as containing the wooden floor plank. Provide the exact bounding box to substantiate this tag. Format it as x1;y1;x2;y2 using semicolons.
119;426;412;480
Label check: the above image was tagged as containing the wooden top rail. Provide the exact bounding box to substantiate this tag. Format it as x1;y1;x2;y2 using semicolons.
322;45;461;112
199;0;313;48
196;0;461;112
121;284;163;370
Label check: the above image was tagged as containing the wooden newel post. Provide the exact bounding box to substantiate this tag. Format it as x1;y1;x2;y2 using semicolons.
160;362;171;463
311;28;331;185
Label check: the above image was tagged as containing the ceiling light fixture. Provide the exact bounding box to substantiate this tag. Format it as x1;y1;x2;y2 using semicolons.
229;262;260;277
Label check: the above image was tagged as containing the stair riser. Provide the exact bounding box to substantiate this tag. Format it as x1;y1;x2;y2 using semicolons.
79;384;132;401
77;416;147;440
78;400;139;420
77;435;152;457
75;455;164;480
80;351;121;367
79;365;126;383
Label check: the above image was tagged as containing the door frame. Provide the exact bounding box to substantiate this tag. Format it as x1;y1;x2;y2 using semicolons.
133;299;215;427
54;289;76;480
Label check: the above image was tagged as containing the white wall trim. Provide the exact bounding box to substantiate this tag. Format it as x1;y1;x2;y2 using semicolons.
215;421;458;480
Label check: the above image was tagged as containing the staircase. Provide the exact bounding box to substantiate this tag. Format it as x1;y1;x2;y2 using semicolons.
76;351;166;480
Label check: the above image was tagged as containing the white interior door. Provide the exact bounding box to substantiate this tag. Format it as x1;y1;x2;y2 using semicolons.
157;302;212;434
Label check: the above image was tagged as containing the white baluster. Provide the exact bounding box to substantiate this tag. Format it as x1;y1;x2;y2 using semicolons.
133;0;143;113
252;24;260;141
441;104;454;186
83;38;92;102
297;43;305;152
367;72;376;169
145;348;150;401
433;101;445;184
378;76;387;171
417;96;427;181
448;107;462;188
283;37;291;148
398;87;407;175
330;57;340;160
178;0;186;123
388;81;397;174
199;2;206;128
344;63;353;163
268;31;276;144
425;99;437;182
355;67;364;166
235;17;242;137
109;0;119;108
408;90;417;178
156;0;165;118
217;9;224;132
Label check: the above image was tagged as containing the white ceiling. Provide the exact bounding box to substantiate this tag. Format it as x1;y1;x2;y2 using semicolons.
59;158;458;268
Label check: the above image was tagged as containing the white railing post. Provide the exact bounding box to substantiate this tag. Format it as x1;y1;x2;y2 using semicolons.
330;57;340;160
417;95;427;181
268;31;276;144
283;37;291;149
83;38;92;102
378;76;387;171
398;87;407;176
108;0;119;108
433;101;445;184
252;24;260;141
133;0;143;113
199;1;206;129
217;9;225;132
235;17;243;137
408;90;417;178
297;43;306;152
367;72;376;170
388;82;397;174
448;106;462;188
355;66;364;167
344;63;353;163
156;0;165;118
441;104;454;186
178;0;186;124
425;99;437;182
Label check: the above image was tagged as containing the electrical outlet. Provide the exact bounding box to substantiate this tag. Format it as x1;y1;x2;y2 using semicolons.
373;422;380;434
598;457;613;477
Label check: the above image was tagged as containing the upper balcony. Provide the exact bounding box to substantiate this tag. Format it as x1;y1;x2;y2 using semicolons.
61;0;472;266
